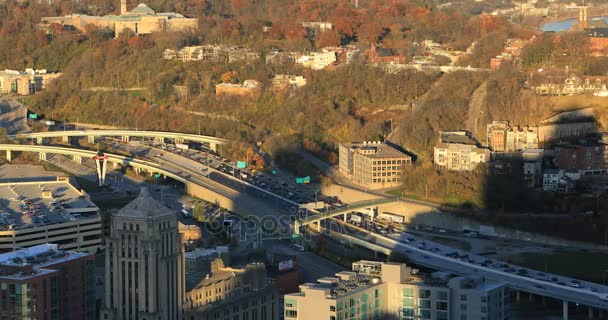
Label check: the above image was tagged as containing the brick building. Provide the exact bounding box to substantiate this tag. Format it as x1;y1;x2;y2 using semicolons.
369;44;406;64
487;121;538;152
0;244;96;320
554;140;608;174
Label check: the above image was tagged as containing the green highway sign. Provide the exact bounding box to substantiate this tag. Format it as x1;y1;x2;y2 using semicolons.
236;161;247;169
153;173;161;178
296;176;311;184
272;170;276;175
28;113;38;119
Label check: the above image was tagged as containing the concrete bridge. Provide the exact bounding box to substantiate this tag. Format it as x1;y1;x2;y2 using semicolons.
13;130;232;152
0;144;284;217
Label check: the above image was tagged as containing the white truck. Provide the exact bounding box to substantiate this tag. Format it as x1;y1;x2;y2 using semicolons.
175;143;189;150
358;207;376;220
378;212;405;224
349;214;362;224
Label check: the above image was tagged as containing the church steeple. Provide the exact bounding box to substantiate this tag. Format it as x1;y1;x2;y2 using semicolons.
120;0;127;15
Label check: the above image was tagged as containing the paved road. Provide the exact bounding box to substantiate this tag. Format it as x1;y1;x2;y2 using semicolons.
263;240;346;283
0;98;29;135
324;221;608;310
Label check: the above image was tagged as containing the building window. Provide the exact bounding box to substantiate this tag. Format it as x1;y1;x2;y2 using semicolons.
436;301;448;311
419;289;431;299
403;288;413;297
460;295;467;301
437;291;448;301
285;310;297;317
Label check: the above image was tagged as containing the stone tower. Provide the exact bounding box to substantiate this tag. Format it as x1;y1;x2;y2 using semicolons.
101;188;184;320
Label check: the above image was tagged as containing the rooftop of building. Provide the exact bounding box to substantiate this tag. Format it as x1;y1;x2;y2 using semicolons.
287;260;504;299
0;244;91;280
0;69;57;76
115;187;173;219
0;166;99;231
438;131;479;145
345;141;411;159
0;164;62;183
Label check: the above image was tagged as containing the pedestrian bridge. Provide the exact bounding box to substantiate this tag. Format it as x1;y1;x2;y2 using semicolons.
298;197;401;225
13;130;231;152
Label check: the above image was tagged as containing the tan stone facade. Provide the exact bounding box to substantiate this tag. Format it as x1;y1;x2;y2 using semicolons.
40;1;197;38
339;141;412;189
0;69;62;96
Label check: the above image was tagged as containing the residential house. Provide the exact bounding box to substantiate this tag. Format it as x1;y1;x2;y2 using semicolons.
522;149;544;188
433;131;490;171
369;44;406;64
163;45;260;63
265;50;297;65
301;22;333;33
296;51;336;70
532;73;606;96
486;121;538;152
272;75;307;90
542;169;576;193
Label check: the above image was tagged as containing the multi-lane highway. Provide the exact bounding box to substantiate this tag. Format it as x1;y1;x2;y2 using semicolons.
323;219;608;312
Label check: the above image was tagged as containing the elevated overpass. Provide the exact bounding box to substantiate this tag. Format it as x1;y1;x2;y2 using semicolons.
0;144;285;217
299;197;401;226
13;130;232;152
322;221;608;317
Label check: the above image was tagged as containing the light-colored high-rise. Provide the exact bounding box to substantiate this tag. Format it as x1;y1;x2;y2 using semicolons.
101;188;185;320
284;260;509;320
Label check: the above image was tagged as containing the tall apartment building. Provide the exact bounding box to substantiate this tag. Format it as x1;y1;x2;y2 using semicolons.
487;121;538;152
433;131;490;171
0;244;96;320
339;141;412;189
183;258;280;320
101;188;184;320
284;260;509;320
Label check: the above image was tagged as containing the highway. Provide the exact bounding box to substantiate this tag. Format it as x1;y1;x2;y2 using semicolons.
0;144;285;218
322;219;608;311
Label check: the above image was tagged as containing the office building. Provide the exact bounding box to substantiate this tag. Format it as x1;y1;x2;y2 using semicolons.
339;141;412;189
284;260;509;320
0;166;101;253
183;258;280;320
0;244;96;319
433;131;490;171
101;188;184;320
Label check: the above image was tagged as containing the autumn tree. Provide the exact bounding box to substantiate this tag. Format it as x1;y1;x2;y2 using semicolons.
315;30;341;48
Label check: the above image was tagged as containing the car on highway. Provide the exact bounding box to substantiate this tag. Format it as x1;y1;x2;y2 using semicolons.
290;244;305;252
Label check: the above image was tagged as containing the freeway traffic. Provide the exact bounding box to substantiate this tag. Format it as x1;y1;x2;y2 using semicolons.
327;219;608;309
